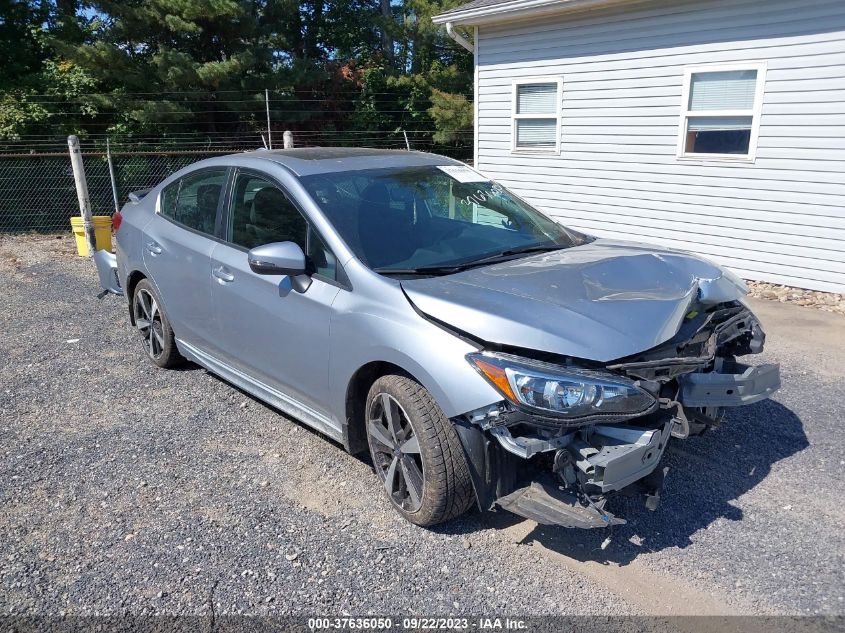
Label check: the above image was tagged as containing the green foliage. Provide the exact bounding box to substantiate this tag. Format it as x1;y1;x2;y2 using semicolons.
0;0;50;91
0;92;49;140
0;0;474;149
428;89;472;143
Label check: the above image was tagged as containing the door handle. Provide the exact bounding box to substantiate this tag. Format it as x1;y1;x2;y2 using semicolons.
145;241;162;255
212;266;234;283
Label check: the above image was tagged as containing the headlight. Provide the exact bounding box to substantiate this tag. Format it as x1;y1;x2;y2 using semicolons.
467;352;656;421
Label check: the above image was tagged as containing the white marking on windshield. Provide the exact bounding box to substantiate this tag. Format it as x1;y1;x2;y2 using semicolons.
437;165;488;183
460;182;504;207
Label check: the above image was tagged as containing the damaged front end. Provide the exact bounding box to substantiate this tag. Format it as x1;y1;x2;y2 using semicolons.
454;301;780;530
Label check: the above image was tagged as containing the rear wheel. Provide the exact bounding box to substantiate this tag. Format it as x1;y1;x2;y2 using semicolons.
365;375;474;527
132;279;182;368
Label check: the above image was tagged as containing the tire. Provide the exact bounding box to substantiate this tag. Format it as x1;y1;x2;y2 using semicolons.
365;374;475;527
132;279;183;368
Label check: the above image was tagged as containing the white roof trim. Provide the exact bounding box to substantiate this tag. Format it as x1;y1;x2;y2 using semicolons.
432;0;634;26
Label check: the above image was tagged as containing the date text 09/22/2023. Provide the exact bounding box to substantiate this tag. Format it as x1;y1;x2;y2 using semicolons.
307;617;528;630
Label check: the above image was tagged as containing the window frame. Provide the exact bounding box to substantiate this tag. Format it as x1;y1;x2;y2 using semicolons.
222;168;349;289
676;62;767;162
511;76;563;155
156;167;231;240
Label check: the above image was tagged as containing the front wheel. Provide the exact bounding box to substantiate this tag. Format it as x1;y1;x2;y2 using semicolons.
365;375;475;527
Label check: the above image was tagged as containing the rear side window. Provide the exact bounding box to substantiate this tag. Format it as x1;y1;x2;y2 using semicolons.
160;169;227;235
160;182;179;217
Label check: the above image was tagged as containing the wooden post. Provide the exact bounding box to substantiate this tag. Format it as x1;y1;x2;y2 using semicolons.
106;138;120;214
265;89;273;149
283;130;294;149
68;135;96;257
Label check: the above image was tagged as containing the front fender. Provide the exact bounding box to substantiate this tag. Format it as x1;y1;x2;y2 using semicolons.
328;298;503;425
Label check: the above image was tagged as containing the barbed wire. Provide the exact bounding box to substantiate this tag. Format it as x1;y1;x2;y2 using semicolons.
0;129;472;149
0;128;472;231
19;97;474;105
4;90;475;101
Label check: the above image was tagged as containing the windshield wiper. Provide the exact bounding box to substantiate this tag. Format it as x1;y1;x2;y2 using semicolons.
374;265;465;277
459;243;567;267
373;244;568;277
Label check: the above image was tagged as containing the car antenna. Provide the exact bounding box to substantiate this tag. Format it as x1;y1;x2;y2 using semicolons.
403;130;411;151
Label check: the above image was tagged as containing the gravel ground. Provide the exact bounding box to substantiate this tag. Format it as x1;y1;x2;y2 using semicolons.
1;234;843;619
746;280;844;315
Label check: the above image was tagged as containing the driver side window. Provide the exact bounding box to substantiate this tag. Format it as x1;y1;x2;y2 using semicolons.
228;173;307;251
226;172;340;282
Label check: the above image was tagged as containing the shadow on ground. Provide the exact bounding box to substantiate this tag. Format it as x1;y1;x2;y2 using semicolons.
201;363;808;565
423;398;808;564
504;399;808;564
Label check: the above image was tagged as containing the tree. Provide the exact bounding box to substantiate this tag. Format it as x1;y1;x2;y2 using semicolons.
0;0;474;154
428;88;471;143
0;0;49;91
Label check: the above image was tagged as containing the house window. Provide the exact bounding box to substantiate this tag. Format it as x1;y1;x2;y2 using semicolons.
678;63;766;160
512;79;562;152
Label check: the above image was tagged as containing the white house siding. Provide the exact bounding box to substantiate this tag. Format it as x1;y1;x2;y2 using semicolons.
474;0;845;293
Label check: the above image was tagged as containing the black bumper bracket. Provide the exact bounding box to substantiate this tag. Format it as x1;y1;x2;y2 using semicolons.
496;478;626;529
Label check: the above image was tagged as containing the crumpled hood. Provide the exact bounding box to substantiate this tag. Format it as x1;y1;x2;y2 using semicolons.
401;238;746;362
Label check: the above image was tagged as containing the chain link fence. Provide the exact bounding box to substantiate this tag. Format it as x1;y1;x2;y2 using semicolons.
0;130;472;232
0;150;230;232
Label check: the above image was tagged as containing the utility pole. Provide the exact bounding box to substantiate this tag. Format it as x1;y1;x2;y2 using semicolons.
68;135;96;257
265;89;273;149
106;138;120;214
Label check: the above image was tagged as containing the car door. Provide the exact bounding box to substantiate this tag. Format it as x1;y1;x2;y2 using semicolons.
210;169;342;420
142;167;228;350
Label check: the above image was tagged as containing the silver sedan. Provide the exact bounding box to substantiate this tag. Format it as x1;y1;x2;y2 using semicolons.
96;148;780;529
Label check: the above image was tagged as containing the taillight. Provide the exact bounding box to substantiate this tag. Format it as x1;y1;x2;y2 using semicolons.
112;210;123;232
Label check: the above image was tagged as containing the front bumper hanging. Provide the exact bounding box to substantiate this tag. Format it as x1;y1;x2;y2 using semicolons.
456;416;675;530
496;478;625;529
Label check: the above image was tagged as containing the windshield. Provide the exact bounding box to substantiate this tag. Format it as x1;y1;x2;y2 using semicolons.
299;165;588;273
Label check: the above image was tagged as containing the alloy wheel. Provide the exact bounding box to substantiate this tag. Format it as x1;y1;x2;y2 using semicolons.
367;392;425;513
133;288;165;360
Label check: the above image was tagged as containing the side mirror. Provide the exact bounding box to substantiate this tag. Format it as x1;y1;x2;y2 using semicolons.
248;242;312;293
248;241;306;276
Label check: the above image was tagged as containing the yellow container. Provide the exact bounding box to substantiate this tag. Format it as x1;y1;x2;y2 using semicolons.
70;216;113;257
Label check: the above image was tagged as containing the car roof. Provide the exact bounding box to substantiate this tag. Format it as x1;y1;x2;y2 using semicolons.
243;147;464;177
